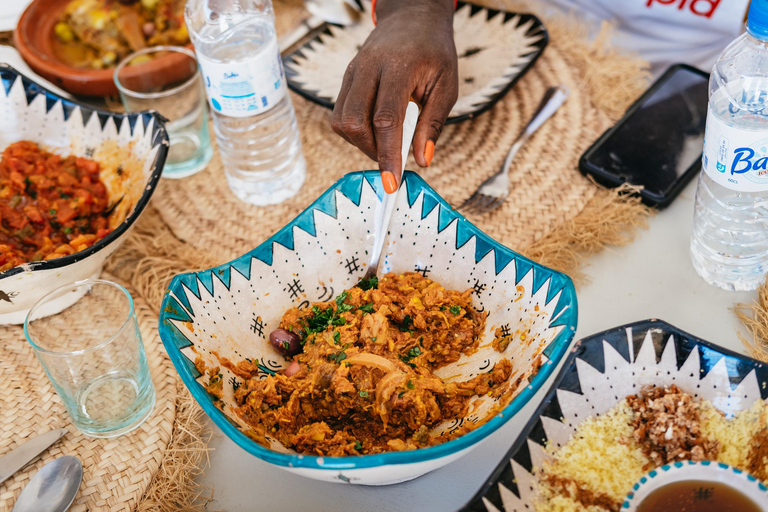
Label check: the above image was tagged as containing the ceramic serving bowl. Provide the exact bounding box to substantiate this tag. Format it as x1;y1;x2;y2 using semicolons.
0;64;168;324
623;461;768;511
15;0;194;97
158;171;578;485
461;319;768;511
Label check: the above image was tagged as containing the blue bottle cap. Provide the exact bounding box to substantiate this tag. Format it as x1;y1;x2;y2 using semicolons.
748;0;768;40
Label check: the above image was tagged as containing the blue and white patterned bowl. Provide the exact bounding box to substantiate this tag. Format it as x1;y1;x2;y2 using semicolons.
623;461;768;511
461;319;768;511
0;64;168;324
158;171;578;485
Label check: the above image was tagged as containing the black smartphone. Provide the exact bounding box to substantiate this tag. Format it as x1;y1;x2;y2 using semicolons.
579;64;709;208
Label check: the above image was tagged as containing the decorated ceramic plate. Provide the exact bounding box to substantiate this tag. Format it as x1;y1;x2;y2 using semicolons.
282;1;548;123
460;319;768;511
158;170;577;485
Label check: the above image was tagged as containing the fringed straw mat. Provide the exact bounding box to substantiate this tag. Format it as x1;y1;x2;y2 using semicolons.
0;275;176;512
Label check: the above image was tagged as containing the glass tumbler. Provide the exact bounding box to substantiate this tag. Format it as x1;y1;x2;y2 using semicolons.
24;280;156;438
114;45;213;179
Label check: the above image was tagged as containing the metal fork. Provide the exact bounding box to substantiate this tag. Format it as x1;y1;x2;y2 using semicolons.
459;85;570;215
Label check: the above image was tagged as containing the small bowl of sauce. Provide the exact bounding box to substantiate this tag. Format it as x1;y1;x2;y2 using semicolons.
624;461;768;512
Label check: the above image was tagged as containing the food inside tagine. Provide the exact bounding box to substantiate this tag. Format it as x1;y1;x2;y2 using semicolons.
534;384;768;512
53;0;188;70
0;141;113;272
198;273;522;456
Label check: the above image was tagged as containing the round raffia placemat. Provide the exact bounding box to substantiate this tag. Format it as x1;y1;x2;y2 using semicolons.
149;0;651;269
0;275;176;512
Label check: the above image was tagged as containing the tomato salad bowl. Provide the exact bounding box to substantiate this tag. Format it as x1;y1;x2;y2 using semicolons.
0;65;168;324
158;171;578;485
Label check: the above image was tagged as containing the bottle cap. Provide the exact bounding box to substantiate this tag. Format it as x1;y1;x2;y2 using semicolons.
748;0;768;40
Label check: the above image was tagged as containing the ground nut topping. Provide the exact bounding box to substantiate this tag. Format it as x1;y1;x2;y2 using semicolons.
626;384;719;469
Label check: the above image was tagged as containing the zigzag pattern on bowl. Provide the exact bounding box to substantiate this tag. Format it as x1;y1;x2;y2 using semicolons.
0;64;167;277
462;320;768;512
159;171;577;470
283;1;548;123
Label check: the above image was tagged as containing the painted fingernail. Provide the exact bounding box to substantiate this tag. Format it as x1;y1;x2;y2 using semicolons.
424;140;435;167
382;171;398;194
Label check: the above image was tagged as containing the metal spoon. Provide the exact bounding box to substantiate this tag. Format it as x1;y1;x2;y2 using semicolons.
279;0;362;54
364;101;420;280
12;456;82;512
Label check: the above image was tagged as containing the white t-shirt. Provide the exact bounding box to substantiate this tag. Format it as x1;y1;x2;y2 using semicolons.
538;0;751;74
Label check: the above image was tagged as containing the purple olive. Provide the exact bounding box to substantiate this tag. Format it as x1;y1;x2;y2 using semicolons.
269;328;301;356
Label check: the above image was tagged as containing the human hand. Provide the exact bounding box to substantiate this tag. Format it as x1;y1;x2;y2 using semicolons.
332;0;458;193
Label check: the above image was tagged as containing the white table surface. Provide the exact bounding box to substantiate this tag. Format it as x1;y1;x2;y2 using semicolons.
196;178;757;511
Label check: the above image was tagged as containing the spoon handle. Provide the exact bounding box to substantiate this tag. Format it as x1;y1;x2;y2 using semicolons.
365;101;420;278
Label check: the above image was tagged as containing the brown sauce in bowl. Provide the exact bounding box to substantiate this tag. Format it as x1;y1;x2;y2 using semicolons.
636;480;763;512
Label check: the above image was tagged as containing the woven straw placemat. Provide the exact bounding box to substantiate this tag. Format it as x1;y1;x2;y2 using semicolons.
0;275;176;512
152;0;649;266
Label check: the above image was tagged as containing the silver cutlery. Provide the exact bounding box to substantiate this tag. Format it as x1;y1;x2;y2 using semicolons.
363;101;420;280
459;85;569;215
12;456;82;512
0;428;68;485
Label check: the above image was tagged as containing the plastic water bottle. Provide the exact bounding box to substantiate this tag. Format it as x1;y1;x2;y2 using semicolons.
185;0;306;206
691;0;768;291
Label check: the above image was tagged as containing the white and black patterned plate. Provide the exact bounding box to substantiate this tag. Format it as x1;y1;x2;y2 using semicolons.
282;1;548;123
460;319;768;511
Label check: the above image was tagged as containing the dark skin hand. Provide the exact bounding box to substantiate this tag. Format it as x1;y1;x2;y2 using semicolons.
332;0;459;193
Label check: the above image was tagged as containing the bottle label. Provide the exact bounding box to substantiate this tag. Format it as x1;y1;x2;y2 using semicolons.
702;103;768;192
196;39;285;118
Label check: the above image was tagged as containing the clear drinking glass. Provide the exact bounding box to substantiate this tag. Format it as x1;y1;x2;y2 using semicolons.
24;280;156;438
114;45;213;179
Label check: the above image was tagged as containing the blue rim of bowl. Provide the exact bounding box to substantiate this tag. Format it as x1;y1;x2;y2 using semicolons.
0;64;168;281
459;319;768;511
623;460;768;508
158;170;579;471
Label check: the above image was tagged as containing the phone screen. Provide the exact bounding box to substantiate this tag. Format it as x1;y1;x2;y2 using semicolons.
585;66;709;198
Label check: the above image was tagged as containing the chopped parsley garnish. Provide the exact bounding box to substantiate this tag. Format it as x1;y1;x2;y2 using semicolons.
398;391;405;398
49;209;56;216
449;305;461;315
398;314;413;332
63;227;73;234
359;303;375;314
419;336;424;346
353;440;363;451
358;390;369;398
406;380;414;390
357;275;379;290
300;300;348;343
282;341;290;352
400;346;422;367
371;337;377;342
335;291;354;314
328;343;350;364
333;331;341;344
439;306;447;311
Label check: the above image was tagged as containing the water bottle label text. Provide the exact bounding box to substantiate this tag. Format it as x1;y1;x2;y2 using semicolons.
196;39;285;118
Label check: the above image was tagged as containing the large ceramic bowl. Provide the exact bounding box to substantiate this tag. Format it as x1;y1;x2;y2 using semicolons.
0;64;168;324
158;171;578;485
461;319;768;511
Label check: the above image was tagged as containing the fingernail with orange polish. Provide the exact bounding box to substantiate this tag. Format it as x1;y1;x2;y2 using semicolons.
424;140;435;167
382;171;398;194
